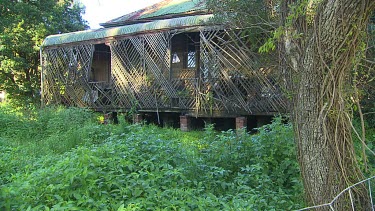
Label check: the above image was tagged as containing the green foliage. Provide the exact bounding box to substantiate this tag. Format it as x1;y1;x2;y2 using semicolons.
0;0;88;105
352;117;375;176
0;105;303;210
258;27;284;53
207;0;277;27
207;0;277;51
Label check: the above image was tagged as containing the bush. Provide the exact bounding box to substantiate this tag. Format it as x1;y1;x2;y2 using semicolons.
0;105;303;210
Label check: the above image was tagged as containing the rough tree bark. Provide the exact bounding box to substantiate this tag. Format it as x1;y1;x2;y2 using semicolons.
281;0;375;208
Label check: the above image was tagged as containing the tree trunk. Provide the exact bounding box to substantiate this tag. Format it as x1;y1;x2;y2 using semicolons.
281;0;375;208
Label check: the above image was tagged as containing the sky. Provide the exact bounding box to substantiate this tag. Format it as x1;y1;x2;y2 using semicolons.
79;0;164;29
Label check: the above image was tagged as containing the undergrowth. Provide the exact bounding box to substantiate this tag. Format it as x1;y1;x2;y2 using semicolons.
0;103;304;210
352;117;375;175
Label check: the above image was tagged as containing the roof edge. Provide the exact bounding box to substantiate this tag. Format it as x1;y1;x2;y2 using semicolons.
42;14;216;47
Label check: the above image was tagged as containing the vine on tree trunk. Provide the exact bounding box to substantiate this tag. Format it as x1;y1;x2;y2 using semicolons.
280;0;375;208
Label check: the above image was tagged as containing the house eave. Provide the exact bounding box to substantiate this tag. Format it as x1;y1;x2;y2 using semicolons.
42;14;216;48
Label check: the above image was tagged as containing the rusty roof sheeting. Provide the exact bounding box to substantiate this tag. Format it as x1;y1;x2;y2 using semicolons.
101;0;207;27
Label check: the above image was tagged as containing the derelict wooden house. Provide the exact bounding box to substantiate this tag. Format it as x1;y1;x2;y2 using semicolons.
41;0;287;129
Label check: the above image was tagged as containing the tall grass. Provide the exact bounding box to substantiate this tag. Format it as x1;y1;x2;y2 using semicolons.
0;104;304;210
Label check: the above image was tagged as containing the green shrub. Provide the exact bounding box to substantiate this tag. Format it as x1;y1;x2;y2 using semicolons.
0;105;303;210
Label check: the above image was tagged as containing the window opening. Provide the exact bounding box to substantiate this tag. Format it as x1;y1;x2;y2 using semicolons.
170;32;200;79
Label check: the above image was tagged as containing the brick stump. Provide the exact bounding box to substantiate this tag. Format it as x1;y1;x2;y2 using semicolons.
180;115;191;132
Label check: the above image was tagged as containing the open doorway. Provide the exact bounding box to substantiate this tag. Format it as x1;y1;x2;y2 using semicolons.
87;43;112;107
90;43;111;83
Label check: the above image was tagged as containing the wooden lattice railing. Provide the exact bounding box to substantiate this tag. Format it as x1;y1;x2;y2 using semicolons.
41;28;288;115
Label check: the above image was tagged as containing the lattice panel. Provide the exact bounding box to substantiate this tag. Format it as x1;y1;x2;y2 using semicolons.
170;77;198;109
42;44;95;107
199;29;287;114
111;32;175;110
111;38;144;108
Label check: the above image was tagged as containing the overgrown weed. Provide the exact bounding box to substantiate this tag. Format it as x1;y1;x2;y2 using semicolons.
0;104;304;210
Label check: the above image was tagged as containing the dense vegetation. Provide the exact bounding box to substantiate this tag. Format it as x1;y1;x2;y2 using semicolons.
1;0;373;209
0;0;87;105
0;104;304;210
208;0;375;206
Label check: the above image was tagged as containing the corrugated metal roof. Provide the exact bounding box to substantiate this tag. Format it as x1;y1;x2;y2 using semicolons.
101;0;207;27
42;14;214;47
